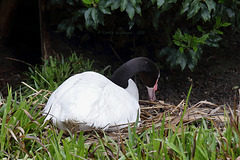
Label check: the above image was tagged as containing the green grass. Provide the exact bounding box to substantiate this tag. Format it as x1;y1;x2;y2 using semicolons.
25;52;94;92
1;88;240;159
1;53;240;159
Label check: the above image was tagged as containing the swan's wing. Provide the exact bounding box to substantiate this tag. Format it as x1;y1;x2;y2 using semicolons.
125;79;139;101
94;83;140;129
44;73;85;114
54;82;140;130
44;72;106;122
44;71;140;131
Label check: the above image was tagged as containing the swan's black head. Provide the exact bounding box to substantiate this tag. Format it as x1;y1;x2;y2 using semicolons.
137;57;160;88
110;57;160;101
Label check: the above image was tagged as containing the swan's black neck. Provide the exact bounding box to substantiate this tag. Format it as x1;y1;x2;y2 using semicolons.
110;57;159;89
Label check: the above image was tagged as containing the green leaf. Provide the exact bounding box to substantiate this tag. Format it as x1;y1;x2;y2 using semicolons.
167;0;177;3
197;25;203;32
67;0;74;5
188;62;195;71
105;0;115;7
91;8;98;23
98;11;105;25
215;29;223;34
188;49;200;71
82;0;92;5
76;24;83;30
128;19;135;30
126;2;135;19
201;5;211;22
66;25;75;38
226;8;235;18
152;10;161;30
179;47;184;53
221;22;231;27
187;0;201;19
73;9;85;18
216;17;221;27
135;4;141;15
120;0;128;11
176;52;187;70
84;8;93;21
110;0;121;10
157;0;165;8
130;0;137;6
175;28;183;37
193;46;198;52
181;0;190;14
191;48;201;64
200;33;209;41
173;40;183;46
99;7;111;14
58;19;70;31
98;0;111;14
84;8;93;28
205;0;216;12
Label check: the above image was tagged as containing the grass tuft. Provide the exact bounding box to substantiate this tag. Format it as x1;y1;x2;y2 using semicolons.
25;52;94;92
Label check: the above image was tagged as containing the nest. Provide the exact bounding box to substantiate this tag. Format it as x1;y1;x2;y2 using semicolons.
23;82;237;142
72;99;235;145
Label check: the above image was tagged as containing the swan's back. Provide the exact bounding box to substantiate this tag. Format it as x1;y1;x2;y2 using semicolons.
44;71;140;131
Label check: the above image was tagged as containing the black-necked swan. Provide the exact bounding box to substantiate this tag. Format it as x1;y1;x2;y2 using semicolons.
44;57;160;131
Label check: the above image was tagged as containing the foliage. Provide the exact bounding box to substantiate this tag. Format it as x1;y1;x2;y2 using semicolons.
47;0;239;70
173;29;209;54
25;52;94;92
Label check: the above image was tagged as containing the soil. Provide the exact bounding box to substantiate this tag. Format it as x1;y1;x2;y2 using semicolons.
160;47;240;106
0;31;240;106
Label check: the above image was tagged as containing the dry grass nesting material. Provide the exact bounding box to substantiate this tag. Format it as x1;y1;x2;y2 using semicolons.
23;84;234;141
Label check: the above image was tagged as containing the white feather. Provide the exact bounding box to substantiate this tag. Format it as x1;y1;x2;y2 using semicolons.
44;71;140;131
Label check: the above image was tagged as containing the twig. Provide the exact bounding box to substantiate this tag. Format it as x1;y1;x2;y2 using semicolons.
109;45;123;63
21;82;38;93
5;57;32;67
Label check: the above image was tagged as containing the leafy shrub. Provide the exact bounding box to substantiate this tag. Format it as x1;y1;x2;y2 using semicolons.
25;52;94;91
48;0;239;70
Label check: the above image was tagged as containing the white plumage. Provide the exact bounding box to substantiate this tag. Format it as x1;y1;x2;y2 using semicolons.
44;71;140;131
44;57;160;132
